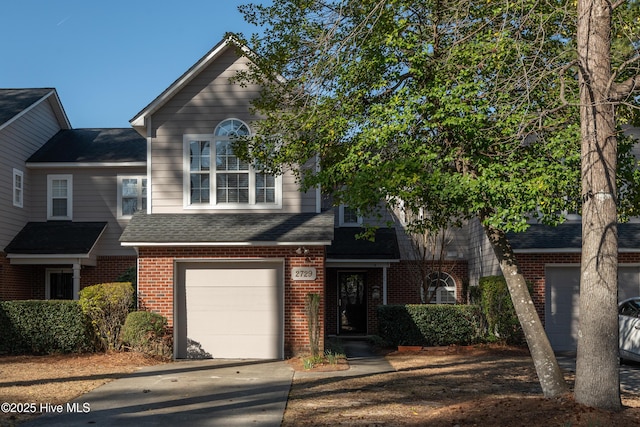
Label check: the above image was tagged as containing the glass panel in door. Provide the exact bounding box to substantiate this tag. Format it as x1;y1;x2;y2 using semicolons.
338;272;367;334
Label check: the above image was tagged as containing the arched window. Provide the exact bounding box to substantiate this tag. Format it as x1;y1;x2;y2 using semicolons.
421;271;457;304
185;119;279;207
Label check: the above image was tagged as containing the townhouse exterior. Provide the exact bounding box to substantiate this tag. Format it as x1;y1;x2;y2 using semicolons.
1;37;636;359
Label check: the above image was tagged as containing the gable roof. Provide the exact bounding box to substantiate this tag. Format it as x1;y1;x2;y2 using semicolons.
4;222;107;255
130;35;248;129
26;128;146;165
0;88;71;131
120;211;334;246
507;222;640;252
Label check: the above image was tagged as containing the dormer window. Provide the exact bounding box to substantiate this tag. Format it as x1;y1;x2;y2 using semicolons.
184;119;281;209
339;205;363;226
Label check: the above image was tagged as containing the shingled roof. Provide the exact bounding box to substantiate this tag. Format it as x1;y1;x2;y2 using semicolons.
4;222;107;255
120;211;334;245
507;222;640;251
27;128;146;163
327;227;400;260
0;88;53;126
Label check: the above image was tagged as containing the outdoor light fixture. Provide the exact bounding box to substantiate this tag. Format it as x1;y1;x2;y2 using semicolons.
371;285;381;301
295;246;309;255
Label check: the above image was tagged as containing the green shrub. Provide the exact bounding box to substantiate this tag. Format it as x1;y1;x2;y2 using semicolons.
478;275;528;345
121;310;171;358
79;282;134;351
0;300;96;354
377;304;485;347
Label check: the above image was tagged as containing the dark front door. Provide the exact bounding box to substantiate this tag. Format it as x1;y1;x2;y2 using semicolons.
338;272;367;334
49;271;73;300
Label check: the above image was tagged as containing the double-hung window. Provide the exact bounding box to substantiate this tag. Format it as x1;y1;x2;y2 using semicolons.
185;119;280;208
118;176;147;218
13;168;24;208
47;174;72;220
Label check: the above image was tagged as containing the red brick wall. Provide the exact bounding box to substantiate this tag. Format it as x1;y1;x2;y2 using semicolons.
80;256;137;288
0;255;137;301
136;246;326;357
514;252;640;323
325;260;469;338
0;253;40;300
387;260;469;304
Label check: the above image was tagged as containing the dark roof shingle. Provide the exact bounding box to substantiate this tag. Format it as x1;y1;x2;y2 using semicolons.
507;222;640;250
327;227;400;260
4;222;108;255
27;128;146;163
120;211;334;244
0;88;54;127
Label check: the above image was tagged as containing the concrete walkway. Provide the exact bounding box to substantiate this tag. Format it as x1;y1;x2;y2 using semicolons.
295;338;394;379
22;359;293;427
20;338;392;427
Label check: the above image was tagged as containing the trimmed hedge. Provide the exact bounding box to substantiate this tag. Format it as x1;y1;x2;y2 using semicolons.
377;304;485;346
0;300;96;354
478;275;528;345
121;311;172;358
79;282;134;351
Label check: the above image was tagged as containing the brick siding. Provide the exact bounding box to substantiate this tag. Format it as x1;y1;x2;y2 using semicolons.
136;246;326;357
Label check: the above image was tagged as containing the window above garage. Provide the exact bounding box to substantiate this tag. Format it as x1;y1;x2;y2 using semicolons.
183;119;281;209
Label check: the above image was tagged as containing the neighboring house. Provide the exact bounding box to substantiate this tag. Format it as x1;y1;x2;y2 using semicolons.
0;88;145;301
469;127;640;353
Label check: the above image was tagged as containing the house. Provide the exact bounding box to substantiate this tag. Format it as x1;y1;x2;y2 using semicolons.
10;35;619;359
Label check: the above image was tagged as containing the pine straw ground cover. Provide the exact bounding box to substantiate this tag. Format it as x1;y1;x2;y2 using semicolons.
0;352;166;426
282;345;640;426
1;345;640;426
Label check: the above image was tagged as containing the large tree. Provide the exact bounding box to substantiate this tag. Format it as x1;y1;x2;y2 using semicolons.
574;0;640;410
235;0;640;403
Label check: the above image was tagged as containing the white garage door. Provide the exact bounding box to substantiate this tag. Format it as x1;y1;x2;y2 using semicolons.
546;265;640;352
175;261;284;359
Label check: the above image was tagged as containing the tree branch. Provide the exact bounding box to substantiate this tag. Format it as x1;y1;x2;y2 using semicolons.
611;0;626;10
610;74;640;102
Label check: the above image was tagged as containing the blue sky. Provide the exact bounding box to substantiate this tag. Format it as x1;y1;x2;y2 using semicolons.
1;1;263;128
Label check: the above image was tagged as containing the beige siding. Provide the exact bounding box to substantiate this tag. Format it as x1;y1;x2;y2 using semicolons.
148;46;316;214
28;167;144;256
0;99;63;248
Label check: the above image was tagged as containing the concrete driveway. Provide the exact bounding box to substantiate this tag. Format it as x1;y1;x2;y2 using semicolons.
556;354;640;394
22;359;293;427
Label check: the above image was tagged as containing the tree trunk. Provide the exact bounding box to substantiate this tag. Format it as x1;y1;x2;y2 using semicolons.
483;222;569;399
574;0;621;411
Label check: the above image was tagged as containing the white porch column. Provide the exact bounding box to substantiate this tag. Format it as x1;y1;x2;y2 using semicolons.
72;262;81;300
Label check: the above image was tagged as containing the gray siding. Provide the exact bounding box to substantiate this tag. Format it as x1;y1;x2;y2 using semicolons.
467;218;501;287
148;47;316;214
28;167;143;256
0;99;63;248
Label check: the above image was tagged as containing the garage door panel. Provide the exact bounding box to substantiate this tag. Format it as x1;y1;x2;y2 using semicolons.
546;265;640;353
177;261;284;360
186;286;279;311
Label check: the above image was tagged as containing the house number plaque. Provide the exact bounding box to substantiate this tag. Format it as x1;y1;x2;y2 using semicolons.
291;267;317;281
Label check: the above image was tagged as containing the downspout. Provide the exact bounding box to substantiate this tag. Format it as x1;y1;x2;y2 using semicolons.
72;261;81;300
146;116;152;214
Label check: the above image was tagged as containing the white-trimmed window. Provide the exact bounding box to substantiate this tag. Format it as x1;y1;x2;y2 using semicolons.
421;271;457;304
184;119;280;208
13;168;24;208
47;174;72;220
339;205;363;226
118;176;147;218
